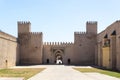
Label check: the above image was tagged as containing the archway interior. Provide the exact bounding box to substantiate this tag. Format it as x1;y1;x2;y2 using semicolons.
55;52;63;64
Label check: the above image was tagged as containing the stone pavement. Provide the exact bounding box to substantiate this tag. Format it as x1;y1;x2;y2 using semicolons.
0;77;24;80
84;73;120;80
27;65;120;80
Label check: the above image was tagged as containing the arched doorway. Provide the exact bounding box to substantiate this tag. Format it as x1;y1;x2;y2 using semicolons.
68;58;71;64
55;54;63;64
46;59;49;64
53;49;64;64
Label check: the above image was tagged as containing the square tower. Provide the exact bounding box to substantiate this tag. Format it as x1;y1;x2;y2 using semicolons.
18;21;31;33
86;21;97;34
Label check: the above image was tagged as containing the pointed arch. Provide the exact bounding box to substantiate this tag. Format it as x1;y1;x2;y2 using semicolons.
111;30;116;35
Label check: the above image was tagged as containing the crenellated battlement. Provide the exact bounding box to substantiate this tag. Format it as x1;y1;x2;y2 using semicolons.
86;21;97;34
116;20;120;22
86;21;97;24
30;32;42;35
74;32;86;35
18;32;42;35
18;32;42;39
18;32;42;45
115;20;120;24
17;21;31;24
18;21;31;33
44;42;73;46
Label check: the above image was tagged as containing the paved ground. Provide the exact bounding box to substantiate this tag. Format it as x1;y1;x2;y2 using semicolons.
84;73;120;80
0;77;24;80
24;65;120;80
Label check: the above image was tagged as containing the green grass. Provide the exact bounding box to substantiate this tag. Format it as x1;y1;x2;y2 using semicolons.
74;68;120;78
0;68;45;80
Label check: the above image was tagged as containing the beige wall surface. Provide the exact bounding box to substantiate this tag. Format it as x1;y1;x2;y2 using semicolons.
97;21;120;71
74;33;97;65
43;43;74;64
18;21;31;33
0;31;18;68
19;32;43;64
102;47;110;68
1;20;120;71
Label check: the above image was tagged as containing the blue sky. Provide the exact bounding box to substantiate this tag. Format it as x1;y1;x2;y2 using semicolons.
0;0;120;42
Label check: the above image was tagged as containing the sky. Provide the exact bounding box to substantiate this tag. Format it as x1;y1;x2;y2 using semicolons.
0;0;120;42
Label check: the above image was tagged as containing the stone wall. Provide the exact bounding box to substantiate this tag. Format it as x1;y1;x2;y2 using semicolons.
73;21;97;65
97;21;120;71
18;21;43;65
1;20;120;71
86;21;97;34
102;47;110;68
0;31;18;68
74;32;97;65
18;32;43;64
43;42;74;64
18;21;31;33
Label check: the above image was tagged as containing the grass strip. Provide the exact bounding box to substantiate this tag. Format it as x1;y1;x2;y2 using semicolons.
74;68;120;78
0;68;45;80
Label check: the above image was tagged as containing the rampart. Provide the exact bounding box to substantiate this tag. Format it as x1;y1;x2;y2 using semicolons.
74;32;86;36
0;30;16;42
0;31;18;68
43;42;73;46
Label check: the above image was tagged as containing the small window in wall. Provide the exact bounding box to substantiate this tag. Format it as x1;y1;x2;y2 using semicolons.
47;59;49;64
103;34;110;47
5;60;8;68
54;60;56;63
104;34;108;38
104;39;110;47
6;60;8;63
68;59;71;64
111;30;116;35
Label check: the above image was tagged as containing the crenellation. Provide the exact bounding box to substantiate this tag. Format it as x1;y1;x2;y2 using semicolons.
65;42;67;44
30;32;42;36
68;42;72;45
43;42;46;45
87;21;97;24
18;21;31;33
74;32;86;35
49;42;51;45
43;42;73;46
116;20;120;22
74;32;87;39
86;21;97;34
2;20;120;71
57;42;59;45
18;21;30;24
16;21;99;66
52;42;54;45
47;42;49;45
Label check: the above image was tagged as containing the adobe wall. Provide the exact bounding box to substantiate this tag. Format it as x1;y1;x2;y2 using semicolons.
74;32;97;65
1;20;120;71
43;42;74;64
97;20;120;70
18;32;43;64
0;31;18;68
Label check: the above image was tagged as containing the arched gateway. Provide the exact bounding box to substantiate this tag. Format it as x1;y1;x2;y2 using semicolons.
54;49;64;64
18;21;98;66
